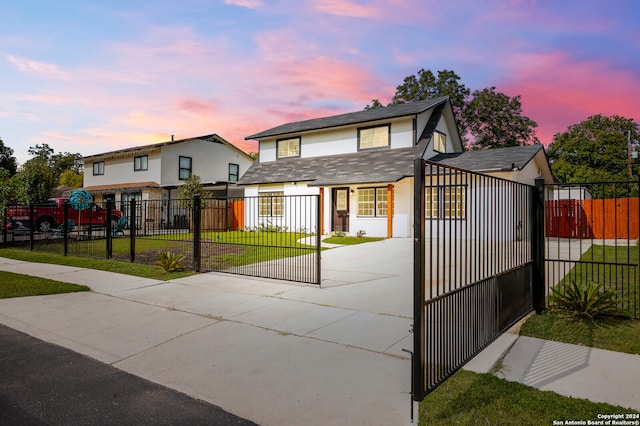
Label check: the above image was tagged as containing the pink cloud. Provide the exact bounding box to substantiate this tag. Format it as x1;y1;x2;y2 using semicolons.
500;51;640;146
224;0;262;8
6;54;71;80
176;99;215;116
313;0;380;18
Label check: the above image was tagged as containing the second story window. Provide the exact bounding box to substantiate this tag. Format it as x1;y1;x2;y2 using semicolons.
179;156;192;180
433;131;446;153
358;124;390;150
93;161;104;176
229;163;239;182
134;155;148;171
277;137;300;158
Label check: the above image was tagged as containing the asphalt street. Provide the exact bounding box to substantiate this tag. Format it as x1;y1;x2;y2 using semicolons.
0;324;256;426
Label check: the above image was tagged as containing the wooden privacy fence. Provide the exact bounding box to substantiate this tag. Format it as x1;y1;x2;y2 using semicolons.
200;199;245;231
546;198;639;239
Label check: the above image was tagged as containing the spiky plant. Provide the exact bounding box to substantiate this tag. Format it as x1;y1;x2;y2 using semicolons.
548;280;624;319
156;251;186;272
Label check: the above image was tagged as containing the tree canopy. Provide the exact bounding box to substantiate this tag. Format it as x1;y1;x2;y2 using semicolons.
366;68;539;149
464;87;540;149
0;138;18;176
547;114;639;184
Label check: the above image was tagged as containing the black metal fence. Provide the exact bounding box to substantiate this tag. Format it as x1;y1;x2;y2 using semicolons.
412;160;539;401
544;180;640;318
2;194;321;285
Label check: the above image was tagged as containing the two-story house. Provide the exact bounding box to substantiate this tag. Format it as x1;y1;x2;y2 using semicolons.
83;134;253;226
238;98;554;238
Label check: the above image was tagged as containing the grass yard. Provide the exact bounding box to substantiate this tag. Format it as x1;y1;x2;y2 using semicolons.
0;270;90;298
419;369;638;425
322;236;384;245
550;243;639;318
0;249;194;281
520;310;640;355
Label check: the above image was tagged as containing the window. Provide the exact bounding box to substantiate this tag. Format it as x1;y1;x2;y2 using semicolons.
433;131;446;153
134;155;148;171
229;163;239;182
357;187;388;217
277;137;300;158
358;125;390;150
259;192;284;216
425;185;465;219
93;161;104;176
179;156;192;180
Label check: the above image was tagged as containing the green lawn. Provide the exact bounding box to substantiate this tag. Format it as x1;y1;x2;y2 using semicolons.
520;310;640;355
322;236;384;245
0;270;90;298
551;243;639;318
0;249;194;281
419;369;638;425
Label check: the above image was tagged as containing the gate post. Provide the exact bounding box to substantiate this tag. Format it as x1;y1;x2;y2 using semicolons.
193;194;201;272
29;204;34;251
316;194;322;285
130;199;136;263
412;158;426;401
63;200;69;256
106;199;113;259
532;177;546;313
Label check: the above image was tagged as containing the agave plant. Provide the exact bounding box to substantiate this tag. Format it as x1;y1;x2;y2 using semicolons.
549;280;623;319
156;251;186;272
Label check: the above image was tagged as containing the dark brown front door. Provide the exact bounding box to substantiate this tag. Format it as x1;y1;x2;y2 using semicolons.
332;187;349;233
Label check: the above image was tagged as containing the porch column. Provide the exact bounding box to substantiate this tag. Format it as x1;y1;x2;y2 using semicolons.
319;187;325;235
387;184;394;238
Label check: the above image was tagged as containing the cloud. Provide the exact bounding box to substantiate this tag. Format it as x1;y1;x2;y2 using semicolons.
500;51;640;145
224;0;262;8
6;54;71;80
312;0;380;18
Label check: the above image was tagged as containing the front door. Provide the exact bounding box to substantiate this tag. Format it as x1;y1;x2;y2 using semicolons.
332;187;349;233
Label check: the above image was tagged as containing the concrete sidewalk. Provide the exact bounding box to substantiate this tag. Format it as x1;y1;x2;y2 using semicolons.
1;238;639;425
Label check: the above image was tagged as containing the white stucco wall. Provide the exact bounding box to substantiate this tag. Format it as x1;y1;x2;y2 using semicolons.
161;139;252;186
84;150;162;188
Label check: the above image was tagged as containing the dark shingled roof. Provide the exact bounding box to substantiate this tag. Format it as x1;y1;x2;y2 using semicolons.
238;143;425;186
429;144;544;172
245;97;449;140
239;144;546;186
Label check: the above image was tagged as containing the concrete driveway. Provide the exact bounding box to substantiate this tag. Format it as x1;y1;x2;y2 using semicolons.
0;238;415;425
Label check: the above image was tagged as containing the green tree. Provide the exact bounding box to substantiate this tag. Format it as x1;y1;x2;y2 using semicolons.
366;69;539;148
0;168;24;213
59;169;84;188
547;114;639;187
177;174;211;209
464;87;539;149
17;144;83;203
0;137;18;176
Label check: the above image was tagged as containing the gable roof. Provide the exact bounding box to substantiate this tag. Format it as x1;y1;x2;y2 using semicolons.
238;142;427;187
83;134;251;162
429;144;545;172
245;97;450;140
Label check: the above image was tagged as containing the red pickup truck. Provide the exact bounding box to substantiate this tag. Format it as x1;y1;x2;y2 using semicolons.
7;198;123;233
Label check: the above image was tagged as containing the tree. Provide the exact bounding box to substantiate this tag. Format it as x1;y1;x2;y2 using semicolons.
365;69;539;148
547;114;639;185
0;138;18;176
0;168;24;213
59;169;83;188
16;144;83;203
464;87;540;149
367;69;470;134
177;174;211;209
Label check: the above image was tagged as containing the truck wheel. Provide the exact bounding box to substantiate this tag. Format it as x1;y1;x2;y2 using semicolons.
35;217;54;232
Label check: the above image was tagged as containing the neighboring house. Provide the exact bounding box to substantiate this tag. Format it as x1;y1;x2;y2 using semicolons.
83;134;253;227
239;98;555;238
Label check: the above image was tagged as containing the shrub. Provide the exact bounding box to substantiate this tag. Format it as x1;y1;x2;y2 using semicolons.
548;280;625;319
356;230;366;237
333;230;346;237
156;251;186;272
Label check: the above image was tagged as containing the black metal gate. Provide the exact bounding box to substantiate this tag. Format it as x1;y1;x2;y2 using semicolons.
544;180;640;318
412;159;543;401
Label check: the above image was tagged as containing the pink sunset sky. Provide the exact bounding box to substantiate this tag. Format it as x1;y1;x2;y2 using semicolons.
1;0;639;165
